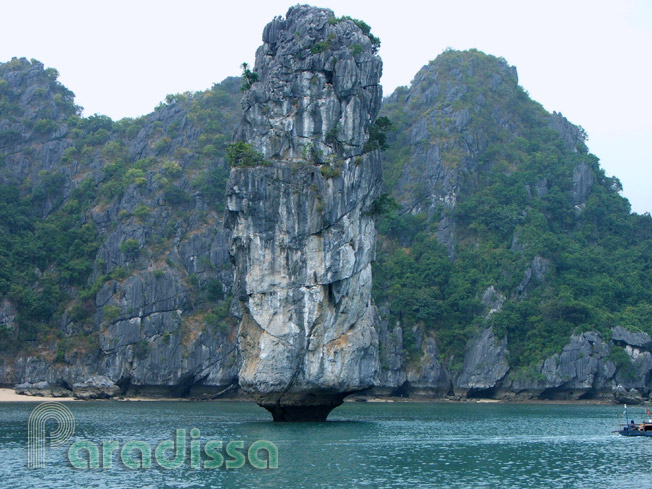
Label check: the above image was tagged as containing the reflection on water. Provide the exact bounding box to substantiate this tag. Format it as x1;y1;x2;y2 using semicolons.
1;400;649;488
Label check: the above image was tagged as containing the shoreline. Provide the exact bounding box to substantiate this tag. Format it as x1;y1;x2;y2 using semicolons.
0;388;77;402
0;387;620;405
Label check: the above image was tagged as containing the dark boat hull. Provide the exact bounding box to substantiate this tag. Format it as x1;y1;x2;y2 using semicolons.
619;430;652;437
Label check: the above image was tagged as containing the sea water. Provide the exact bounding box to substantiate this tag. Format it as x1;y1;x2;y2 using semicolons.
1;401;650;488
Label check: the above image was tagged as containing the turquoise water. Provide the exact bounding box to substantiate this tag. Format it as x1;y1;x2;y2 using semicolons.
1;400;650;488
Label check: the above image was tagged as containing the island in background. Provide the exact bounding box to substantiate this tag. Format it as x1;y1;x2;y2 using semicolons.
1;5;652;410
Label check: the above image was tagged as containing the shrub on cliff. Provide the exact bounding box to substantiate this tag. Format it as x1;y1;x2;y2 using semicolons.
226;141;270;168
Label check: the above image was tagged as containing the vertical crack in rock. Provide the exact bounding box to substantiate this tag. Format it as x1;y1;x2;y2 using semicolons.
225;5;382;421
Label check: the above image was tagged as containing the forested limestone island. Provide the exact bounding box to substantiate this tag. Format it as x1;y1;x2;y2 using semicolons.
1;5;652;416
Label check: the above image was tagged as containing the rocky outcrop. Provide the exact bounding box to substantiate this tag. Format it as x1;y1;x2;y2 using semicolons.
515;255;550;299
14;381;72;398
0;59;242;398
371;324;652;404
456;327;509;396
72;375;120;399
613;385;644;405
538;332;614;399
610;327;652;397
612;326;652;350
379;51;523;256
2;35;651;408
374;313;407;395
549;111;587;153
226;6;382;421
406;335;452;397
481;286;505;318
572;161;594;206
0;58;75;191
502;328;652;401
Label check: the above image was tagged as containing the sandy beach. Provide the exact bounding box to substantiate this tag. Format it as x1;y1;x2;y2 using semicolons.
0;387;618;404
0;388;76;402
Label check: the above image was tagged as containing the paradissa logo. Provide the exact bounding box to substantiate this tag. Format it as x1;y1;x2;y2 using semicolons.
28;402;277;470
68;429;278;470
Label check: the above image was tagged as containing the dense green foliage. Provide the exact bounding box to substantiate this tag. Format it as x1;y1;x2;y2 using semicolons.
2;50;651;375
226;141;270;168
374;49;652;369
239;62;259;92
0;60;100;351
373;222;481;363
0;59;240;353
364;116;392;152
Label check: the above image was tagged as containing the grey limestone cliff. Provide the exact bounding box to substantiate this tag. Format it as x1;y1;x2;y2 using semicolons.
225;5;382;420
455;327;509;396
0;60;242;398
3;32;651;407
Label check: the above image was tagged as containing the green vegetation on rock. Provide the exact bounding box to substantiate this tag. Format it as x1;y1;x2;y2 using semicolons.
2;48;651;380
0;58;239;355
374;49;652;369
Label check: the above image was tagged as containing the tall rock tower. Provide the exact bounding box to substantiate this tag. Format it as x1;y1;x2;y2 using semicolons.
225;5;383;421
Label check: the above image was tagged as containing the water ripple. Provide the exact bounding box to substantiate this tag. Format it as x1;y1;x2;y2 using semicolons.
0;401;647;488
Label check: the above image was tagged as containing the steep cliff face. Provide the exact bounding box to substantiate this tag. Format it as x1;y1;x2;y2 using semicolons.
373;48;652;401
3;33;652;406
225;6;382;420
0;59;242;397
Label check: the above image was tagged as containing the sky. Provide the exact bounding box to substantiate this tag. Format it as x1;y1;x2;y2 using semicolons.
1;0;651;213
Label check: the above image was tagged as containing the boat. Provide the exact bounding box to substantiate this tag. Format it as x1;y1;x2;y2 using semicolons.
618;404;652;437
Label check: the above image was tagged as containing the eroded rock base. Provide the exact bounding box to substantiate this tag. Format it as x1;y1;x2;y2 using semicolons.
262;401;343;422
258;392;349;421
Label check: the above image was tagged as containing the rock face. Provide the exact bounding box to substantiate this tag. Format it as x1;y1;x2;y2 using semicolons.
456;328;509;396
0;58;242;399
571;161;594;206
538;332;615;398
14;381;72;398
406;334;452;397
501;329;652;402
72;375;120;399
612;326;652;350
3;41;652;407
225;6;382;421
